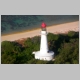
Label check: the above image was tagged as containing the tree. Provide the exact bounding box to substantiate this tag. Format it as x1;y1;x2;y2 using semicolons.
24;38;33;48
68;31;75;37
54;37;79;64
1;41;22;64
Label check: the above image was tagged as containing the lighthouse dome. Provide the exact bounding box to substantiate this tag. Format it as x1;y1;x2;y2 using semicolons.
41;22;46;28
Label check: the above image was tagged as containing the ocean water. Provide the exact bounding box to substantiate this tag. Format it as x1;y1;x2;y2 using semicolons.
1;15;79;35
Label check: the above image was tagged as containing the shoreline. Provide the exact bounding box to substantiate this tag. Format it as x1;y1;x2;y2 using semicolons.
1;27;41;36
1;21;79;42
1;21;78;36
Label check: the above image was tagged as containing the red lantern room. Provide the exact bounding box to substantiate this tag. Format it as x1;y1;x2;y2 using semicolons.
41;22;46;31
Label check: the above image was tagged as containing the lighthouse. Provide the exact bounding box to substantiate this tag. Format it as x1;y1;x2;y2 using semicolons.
32;22;54;61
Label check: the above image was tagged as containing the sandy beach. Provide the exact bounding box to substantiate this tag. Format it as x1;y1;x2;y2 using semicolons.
1;21;79;42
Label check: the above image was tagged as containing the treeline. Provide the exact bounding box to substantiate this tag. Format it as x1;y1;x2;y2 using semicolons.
1;31;79;64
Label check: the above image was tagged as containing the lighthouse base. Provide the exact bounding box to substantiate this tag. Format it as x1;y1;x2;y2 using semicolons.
32;51;54;61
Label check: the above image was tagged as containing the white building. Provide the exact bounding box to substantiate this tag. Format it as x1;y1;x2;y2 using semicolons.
32;22;54;61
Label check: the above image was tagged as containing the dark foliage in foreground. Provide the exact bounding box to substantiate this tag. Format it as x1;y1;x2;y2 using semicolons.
1;31;79;64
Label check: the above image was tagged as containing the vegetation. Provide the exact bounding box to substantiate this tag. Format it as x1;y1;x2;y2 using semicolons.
1;31;79;64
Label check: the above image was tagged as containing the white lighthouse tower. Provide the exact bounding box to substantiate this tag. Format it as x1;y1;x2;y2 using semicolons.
32;22;54;61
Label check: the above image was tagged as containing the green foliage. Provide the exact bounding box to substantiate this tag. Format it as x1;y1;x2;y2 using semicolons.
68;31;75;37
32;36;40;51
1;41;21;54
27;59;49;64
54;38;79;64
1;53;17;64
24;38;33;47
1;41;22;64
1;31;79;64
47;33;59;41
27;59;38;64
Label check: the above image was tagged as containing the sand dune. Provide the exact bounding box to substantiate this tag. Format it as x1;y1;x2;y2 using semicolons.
1;21;79;42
